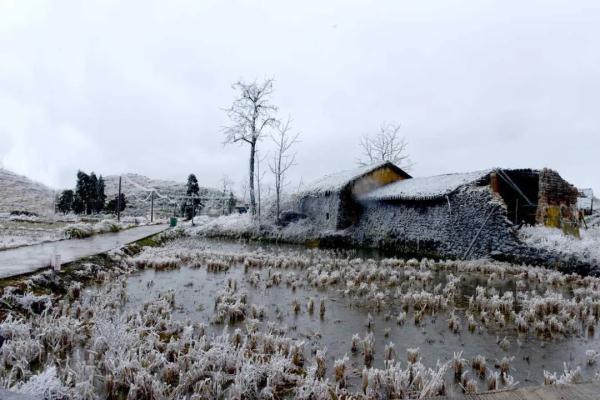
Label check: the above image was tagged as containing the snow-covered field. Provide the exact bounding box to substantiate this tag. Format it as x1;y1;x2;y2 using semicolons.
0;219;67;250
0;215;151;250
1;236;600;399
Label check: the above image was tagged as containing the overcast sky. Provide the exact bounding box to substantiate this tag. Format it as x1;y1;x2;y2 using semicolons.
1;0;599;195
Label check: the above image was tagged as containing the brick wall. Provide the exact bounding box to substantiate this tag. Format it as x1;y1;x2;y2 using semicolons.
536;168;579;227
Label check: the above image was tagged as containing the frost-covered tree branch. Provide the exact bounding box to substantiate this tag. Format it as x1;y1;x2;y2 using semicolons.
223;79;279;215
220;175;234;214
269;118;300;223
357;122;413;169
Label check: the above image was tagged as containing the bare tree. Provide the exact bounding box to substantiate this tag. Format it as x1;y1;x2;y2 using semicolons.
357;122;413;169
223;79;278;215
269;118;299;223
255;150;269;225
220;175;234;214
239;180;249;204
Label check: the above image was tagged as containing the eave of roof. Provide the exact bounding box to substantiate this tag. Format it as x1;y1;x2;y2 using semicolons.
301;161;411;195
359;169;493;202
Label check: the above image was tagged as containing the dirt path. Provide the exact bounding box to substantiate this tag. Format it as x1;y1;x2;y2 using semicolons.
0;224;168;279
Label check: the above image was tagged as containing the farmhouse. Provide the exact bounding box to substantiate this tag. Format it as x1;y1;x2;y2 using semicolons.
298;163;580;260
298;161;411;230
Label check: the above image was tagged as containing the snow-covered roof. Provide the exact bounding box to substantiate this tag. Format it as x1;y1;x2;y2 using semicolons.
301;161;411;195
360;169;493;201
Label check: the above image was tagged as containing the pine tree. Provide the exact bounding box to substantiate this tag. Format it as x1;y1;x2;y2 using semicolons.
87;173;98;215
95;176;106;213
57;190;74;214
184;174;201;220
72;194;85;214
106;193;127;214
74;171;90;215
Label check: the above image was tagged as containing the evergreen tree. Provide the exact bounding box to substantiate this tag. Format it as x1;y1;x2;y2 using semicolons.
183;174;201;220
74;171;90;215
73;170;107;214
87;173;98;214
57;190;74;214
72;194;85;214
106;193;127;213
95;176;106;213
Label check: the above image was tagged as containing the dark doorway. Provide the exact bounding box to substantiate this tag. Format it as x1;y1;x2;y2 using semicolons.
495;170;539;225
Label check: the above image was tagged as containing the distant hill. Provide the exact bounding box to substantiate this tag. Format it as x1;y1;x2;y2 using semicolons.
0;169;56;215
0;168;223;218
104;173;222;217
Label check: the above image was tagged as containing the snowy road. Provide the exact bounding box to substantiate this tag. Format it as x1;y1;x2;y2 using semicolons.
0;224;168;279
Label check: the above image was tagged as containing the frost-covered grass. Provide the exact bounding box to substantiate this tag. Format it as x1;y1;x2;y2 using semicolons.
185;212;318;244
2;237;600;398
519;225;600;266
189;213;255;234
62;218;145;239
0;216;149;249
0;219;68;250
0;279;453;399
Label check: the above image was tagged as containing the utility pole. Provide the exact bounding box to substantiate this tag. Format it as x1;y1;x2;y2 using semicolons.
116;176;122;222
150;190;154;223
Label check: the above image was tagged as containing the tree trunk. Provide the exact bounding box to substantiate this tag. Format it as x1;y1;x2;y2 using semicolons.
249;142;256;215
276;188;280;224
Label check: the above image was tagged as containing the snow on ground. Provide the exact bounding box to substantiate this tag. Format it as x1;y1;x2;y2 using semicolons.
0;219;67;250
184;214;257;237
587;204;600;228
0;215;153;250
194;213;254;231
183;212;318;243
520;225;600;266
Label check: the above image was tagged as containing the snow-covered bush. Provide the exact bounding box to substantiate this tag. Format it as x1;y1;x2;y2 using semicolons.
520;225;600;266
62;219;132;239
62;223;95;239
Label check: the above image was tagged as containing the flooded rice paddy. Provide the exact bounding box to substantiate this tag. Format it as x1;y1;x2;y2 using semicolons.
115;238;600;393
1;236;600;399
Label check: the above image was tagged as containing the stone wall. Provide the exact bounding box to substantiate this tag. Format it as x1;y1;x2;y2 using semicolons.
299;193;340;231
353;186;520;259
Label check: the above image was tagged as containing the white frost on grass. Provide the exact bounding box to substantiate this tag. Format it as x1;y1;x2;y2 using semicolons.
0;220;66;250
189;214;255;234
62;219;142;239
184;213;317;243
15;366;70;399
519;225;600;265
